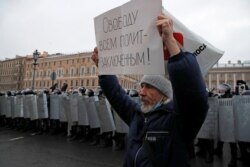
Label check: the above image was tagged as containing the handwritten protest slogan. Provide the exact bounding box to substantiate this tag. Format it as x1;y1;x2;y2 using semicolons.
94;0;164;74
99;10;149;67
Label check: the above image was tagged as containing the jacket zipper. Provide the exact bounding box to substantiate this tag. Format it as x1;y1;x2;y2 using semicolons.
134;116;148;167
134;146;142;167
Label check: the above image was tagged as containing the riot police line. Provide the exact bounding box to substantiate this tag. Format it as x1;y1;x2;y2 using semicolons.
197;96;250;143
0;91;250;147
0;89;138;150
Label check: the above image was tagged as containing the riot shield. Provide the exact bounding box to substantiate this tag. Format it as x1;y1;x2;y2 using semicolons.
50;94;60;120
23;96;30;118
15;95;24;118
85;96;100;128
218;98;235;142
5;97;12;118
197;97;219;139
112;107;129;134
0;96;4;116
233;96;250;142
60;95;70;122
69;94;78;122
37;93;48;119
27;95;38;120
10;96;16;118
95;97;115;133
77;96;89;126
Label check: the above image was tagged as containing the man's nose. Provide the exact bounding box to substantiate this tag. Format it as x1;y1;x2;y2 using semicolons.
139;87;146;96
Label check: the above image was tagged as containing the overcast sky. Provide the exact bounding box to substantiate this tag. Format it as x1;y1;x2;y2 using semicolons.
0;0;249;63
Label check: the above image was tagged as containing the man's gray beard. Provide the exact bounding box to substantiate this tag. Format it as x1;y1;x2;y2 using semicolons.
140;103;154;113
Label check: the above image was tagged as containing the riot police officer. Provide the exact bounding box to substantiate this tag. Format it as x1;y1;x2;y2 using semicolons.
214;83;237;167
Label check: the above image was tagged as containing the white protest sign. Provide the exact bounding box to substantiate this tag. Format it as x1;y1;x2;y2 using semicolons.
162;8;224;76
94;0;164;74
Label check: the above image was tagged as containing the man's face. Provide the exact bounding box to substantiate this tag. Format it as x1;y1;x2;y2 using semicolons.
218;89;225;95
139;83;164;113
239;84;246;95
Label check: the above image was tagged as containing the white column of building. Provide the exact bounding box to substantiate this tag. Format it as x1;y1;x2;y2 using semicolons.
217;73;220;87
233;73;236;88
209;74;212;90
242;73;245;81
225;73;227;83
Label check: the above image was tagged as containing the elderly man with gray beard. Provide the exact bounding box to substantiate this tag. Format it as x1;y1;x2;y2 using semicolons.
91;13;208;167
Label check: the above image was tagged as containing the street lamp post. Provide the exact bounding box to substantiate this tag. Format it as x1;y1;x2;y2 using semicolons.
31;50;40;90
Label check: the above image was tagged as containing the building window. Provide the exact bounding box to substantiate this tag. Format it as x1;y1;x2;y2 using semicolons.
76;68;78;75
61;69;64;77
86;79;89;86
47;70;51;77
71;68;74;77
58;69;61;77
92;66;96;75
87;67;90;74
81;66;85;76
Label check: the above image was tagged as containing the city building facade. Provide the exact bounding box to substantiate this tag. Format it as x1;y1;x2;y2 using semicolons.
23;51;139;91
0;56;26;91
1;51;250;93
205;60;250;92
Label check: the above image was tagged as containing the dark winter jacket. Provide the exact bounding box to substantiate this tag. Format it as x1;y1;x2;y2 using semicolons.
99;51;208;167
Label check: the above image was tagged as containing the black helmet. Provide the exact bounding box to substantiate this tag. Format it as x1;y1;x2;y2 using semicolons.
236;80;246;86
7;91;16;96
24;89;35;95
94;87;103;96
53;88;61;95
123;89;130;95
16;90;22;95
72;89;79;95
78;87;86;94
218;83;231;92
6;91;12;96
235;80;249;95
129;89;139;97
43;89;50;95
86;89;94;97
218;83;232;97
